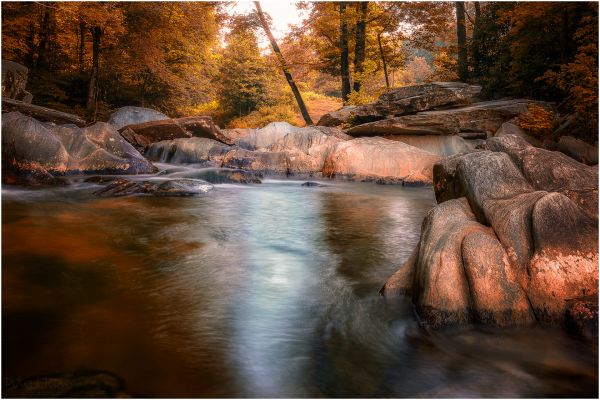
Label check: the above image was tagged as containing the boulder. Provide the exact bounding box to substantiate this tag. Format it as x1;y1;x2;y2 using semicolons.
495;121;542;147
221;127;256;143
411;198;532;327
2;60;32;103
2;112;155;184
119;116;228;149
374;81;482;116
220;149;291;175
2;98;86;126
345;99;554;137
316;104;383;127
322;137;441;184
145;137;232;164
93;177;213;197
557;135;598;165
385;134;598;328
107;106;169;130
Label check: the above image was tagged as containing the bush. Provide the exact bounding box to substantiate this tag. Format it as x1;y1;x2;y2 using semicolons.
517;104;557;138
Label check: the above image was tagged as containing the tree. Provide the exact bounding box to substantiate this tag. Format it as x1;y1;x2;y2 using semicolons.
253;1;313;125
352;1;368;93
339;2;351;103
455;1;468;81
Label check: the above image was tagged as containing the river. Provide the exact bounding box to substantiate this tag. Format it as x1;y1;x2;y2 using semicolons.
2;169;597;397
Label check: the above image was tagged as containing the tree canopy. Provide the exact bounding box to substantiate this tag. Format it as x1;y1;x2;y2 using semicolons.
1;1;597;137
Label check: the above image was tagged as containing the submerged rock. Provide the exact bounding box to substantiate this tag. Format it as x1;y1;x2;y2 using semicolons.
2;112;156;185
107;106;169;130
301;181;325;187
2;370;126;398
383;134;598;329
322;137;441;185
166;168;262;184
94;177;213;197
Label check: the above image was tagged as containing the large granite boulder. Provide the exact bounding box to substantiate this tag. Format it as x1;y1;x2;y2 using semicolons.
495;121;542;147
2;112;155;184
107;106;169;130
322;137;441;184
232;122;348;150
384;134;598;329
119;116;228;149
346;99;554;137
2;60;32;103
374;81;482;116
145;137;232;164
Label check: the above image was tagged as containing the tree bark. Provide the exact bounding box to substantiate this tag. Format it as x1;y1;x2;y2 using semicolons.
36;5;51;67
472;2;481;78
339;2;351;103
377;31;389;89
352;1;368;93
254;1;313;125
78;20;86;73
87;26;101;113
455;1;468;81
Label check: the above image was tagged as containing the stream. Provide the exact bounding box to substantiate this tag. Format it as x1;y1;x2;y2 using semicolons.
2;167;597;397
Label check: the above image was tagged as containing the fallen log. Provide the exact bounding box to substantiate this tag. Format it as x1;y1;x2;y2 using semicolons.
2;98;86;126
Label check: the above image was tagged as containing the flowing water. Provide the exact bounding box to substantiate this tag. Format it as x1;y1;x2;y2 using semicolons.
2;167;597;397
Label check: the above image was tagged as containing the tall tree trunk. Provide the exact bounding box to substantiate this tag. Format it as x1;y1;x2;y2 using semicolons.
36;5;51;67
339;2;351;104
87;26;101;113
377;31;389;89
472;2;481;78
25;22;36;68
254;1;313;125
78;21;86;73
455;1;468;81
352;1;368;93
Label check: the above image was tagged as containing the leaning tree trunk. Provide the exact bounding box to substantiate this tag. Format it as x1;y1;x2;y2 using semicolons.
352;1;368;93
339;2;351;104
254;1;313;125
455;1;468;81
377;31;390;89
86;26;101;113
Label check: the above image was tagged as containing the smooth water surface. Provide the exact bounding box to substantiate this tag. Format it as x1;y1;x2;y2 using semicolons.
2;173;597;397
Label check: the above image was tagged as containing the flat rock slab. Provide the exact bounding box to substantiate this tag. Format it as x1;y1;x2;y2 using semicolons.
374;81;482;116
119;116;228;149
108;106;168;130
345;99;554;137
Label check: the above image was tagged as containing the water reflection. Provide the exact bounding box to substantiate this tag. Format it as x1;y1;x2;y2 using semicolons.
2;179;597;397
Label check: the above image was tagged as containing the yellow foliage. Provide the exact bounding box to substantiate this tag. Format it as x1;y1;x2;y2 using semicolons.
517;104;557;138
227;104;299;129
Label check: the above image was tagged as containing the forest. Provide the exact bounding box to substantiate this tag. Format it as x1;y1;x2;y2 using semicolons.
2;1;598;140
2;2;599;398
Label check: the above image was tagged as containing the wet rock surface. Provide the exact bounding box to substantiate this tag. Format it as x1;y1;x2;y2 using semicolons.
93;177;213;197
2;112;156;184
383;133;598;330
2;370;127;398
